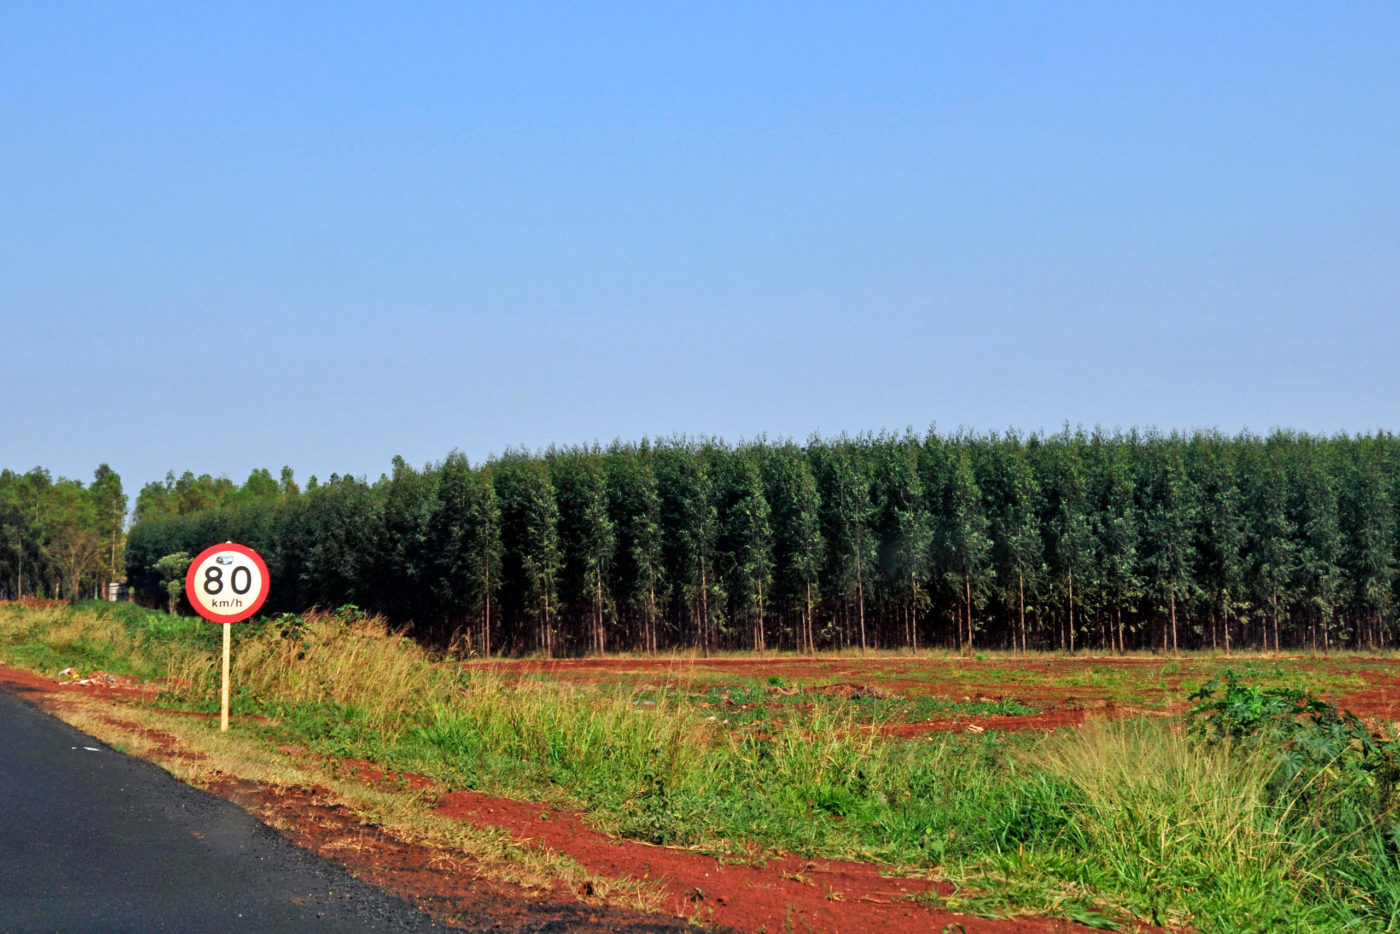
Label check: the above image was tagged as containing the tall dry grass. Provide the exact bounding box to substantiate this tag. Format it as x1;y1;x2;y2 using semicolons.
170;612;453;737
1001;717;1350;930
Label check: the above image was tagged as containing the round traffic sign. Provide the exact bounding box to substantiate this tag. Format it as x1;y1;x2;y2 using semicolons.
184;543;270;623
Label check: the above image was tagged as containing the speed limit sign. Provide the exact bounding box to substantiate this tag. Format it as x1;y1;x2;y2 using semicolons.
185;542;270;732
185;543;270;623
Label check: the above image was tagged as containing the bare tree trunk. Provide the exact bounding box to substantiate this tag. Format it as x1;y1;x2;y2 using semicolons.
700;562;710;658
965;574;974;651
648;583;658;655
1019;570;1027;654
912;579;920;651
754;582;765;653
1067;569;1075;654
857;562;867;653
484;569;492;658
597;569;606;655
804;581;813;654
1170;591;1178;654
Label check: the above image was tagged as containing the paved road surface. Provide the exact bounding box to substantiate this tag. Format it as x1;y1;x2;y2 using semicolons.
0;687;443;933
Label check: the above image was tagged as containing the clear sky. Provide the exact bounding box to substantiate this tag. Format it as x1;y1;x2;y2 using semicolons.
4;2;1398;494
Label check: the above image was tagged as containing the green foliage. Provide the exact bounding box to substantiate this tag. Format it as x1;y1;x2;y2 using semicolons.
1189;670;1400;839
494;453;563;654
0;465;127;601
23;428;1393;654
428;450;502;650
153;551;190;615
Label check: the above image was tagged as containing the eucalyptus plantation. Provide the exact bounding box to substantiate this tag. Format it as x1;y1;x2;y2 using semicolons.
1141;436;1198;653
655;441;719;654
759;443;823;653
604;443;665;653
1338;439;1397;648
1189;435;1244;653
494;453;562;656
983;434;1044;652
714;448;774;651
812;439;876;651
870;435;932;650
378;456;439;626
549;447;615;655
1090;432;1139;653
110;429;1400;655
1288;440;1342;651
429;451;502;653
1241;439;1297;651
1038;433;1094;652
939;446;993;651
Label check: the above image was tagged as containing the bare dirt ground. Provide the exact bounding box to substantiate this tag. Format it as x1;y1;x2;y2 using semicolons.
0;660;1165;934
471;653;1400;733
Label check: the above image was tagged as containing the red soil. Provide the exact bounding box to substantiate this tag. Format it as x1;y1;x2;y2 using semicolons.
1330;686;1400;723
435;788;1134;934
471;654;1400;734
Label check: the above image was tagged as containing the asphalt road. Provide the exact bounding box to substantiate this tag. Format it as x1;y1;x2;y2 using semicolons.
0;687;443;933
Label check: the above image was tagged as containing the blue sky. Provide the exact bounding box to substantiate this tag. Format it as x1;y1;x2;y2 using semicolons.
3;2;1398;493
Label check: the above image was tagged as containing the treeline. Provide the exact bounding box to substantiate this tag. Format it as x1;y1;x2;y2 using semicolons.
124;430;1400;655
0;466;127;601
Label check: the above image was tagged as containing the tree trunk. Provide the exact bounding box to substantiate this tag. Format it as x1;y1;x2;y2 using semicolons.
1220;599;1232;658
856;561;867;653
804;581;813;654
484;568;493;658
1067;569;1075;654
911;577;920;651
965;574;974;652
755;582;765;653
1018;570;1027;654
700;562;710;657
648;583;658;655
1170;591;1178;654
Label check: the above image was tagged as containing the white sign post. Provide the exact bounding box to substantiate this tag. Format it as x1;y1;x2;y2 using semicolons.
185;543;270;732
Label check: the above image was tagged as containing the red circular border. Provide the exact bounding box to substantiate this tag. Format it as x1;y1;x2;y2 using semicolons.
184;542;270;624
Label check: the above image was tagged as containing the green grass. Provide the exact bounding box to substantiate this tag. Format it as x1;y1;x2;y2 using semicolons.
3;602;1398;933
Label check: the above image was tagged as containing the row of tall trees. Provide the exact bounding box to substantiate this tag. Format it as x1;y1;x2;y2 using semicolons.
0;466;127;601
124;430;1400;655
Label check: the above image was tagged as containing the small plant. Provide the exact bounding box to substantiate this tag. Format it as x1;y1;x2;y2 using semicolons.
1187;668;1336;742
1187;669;1400;914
